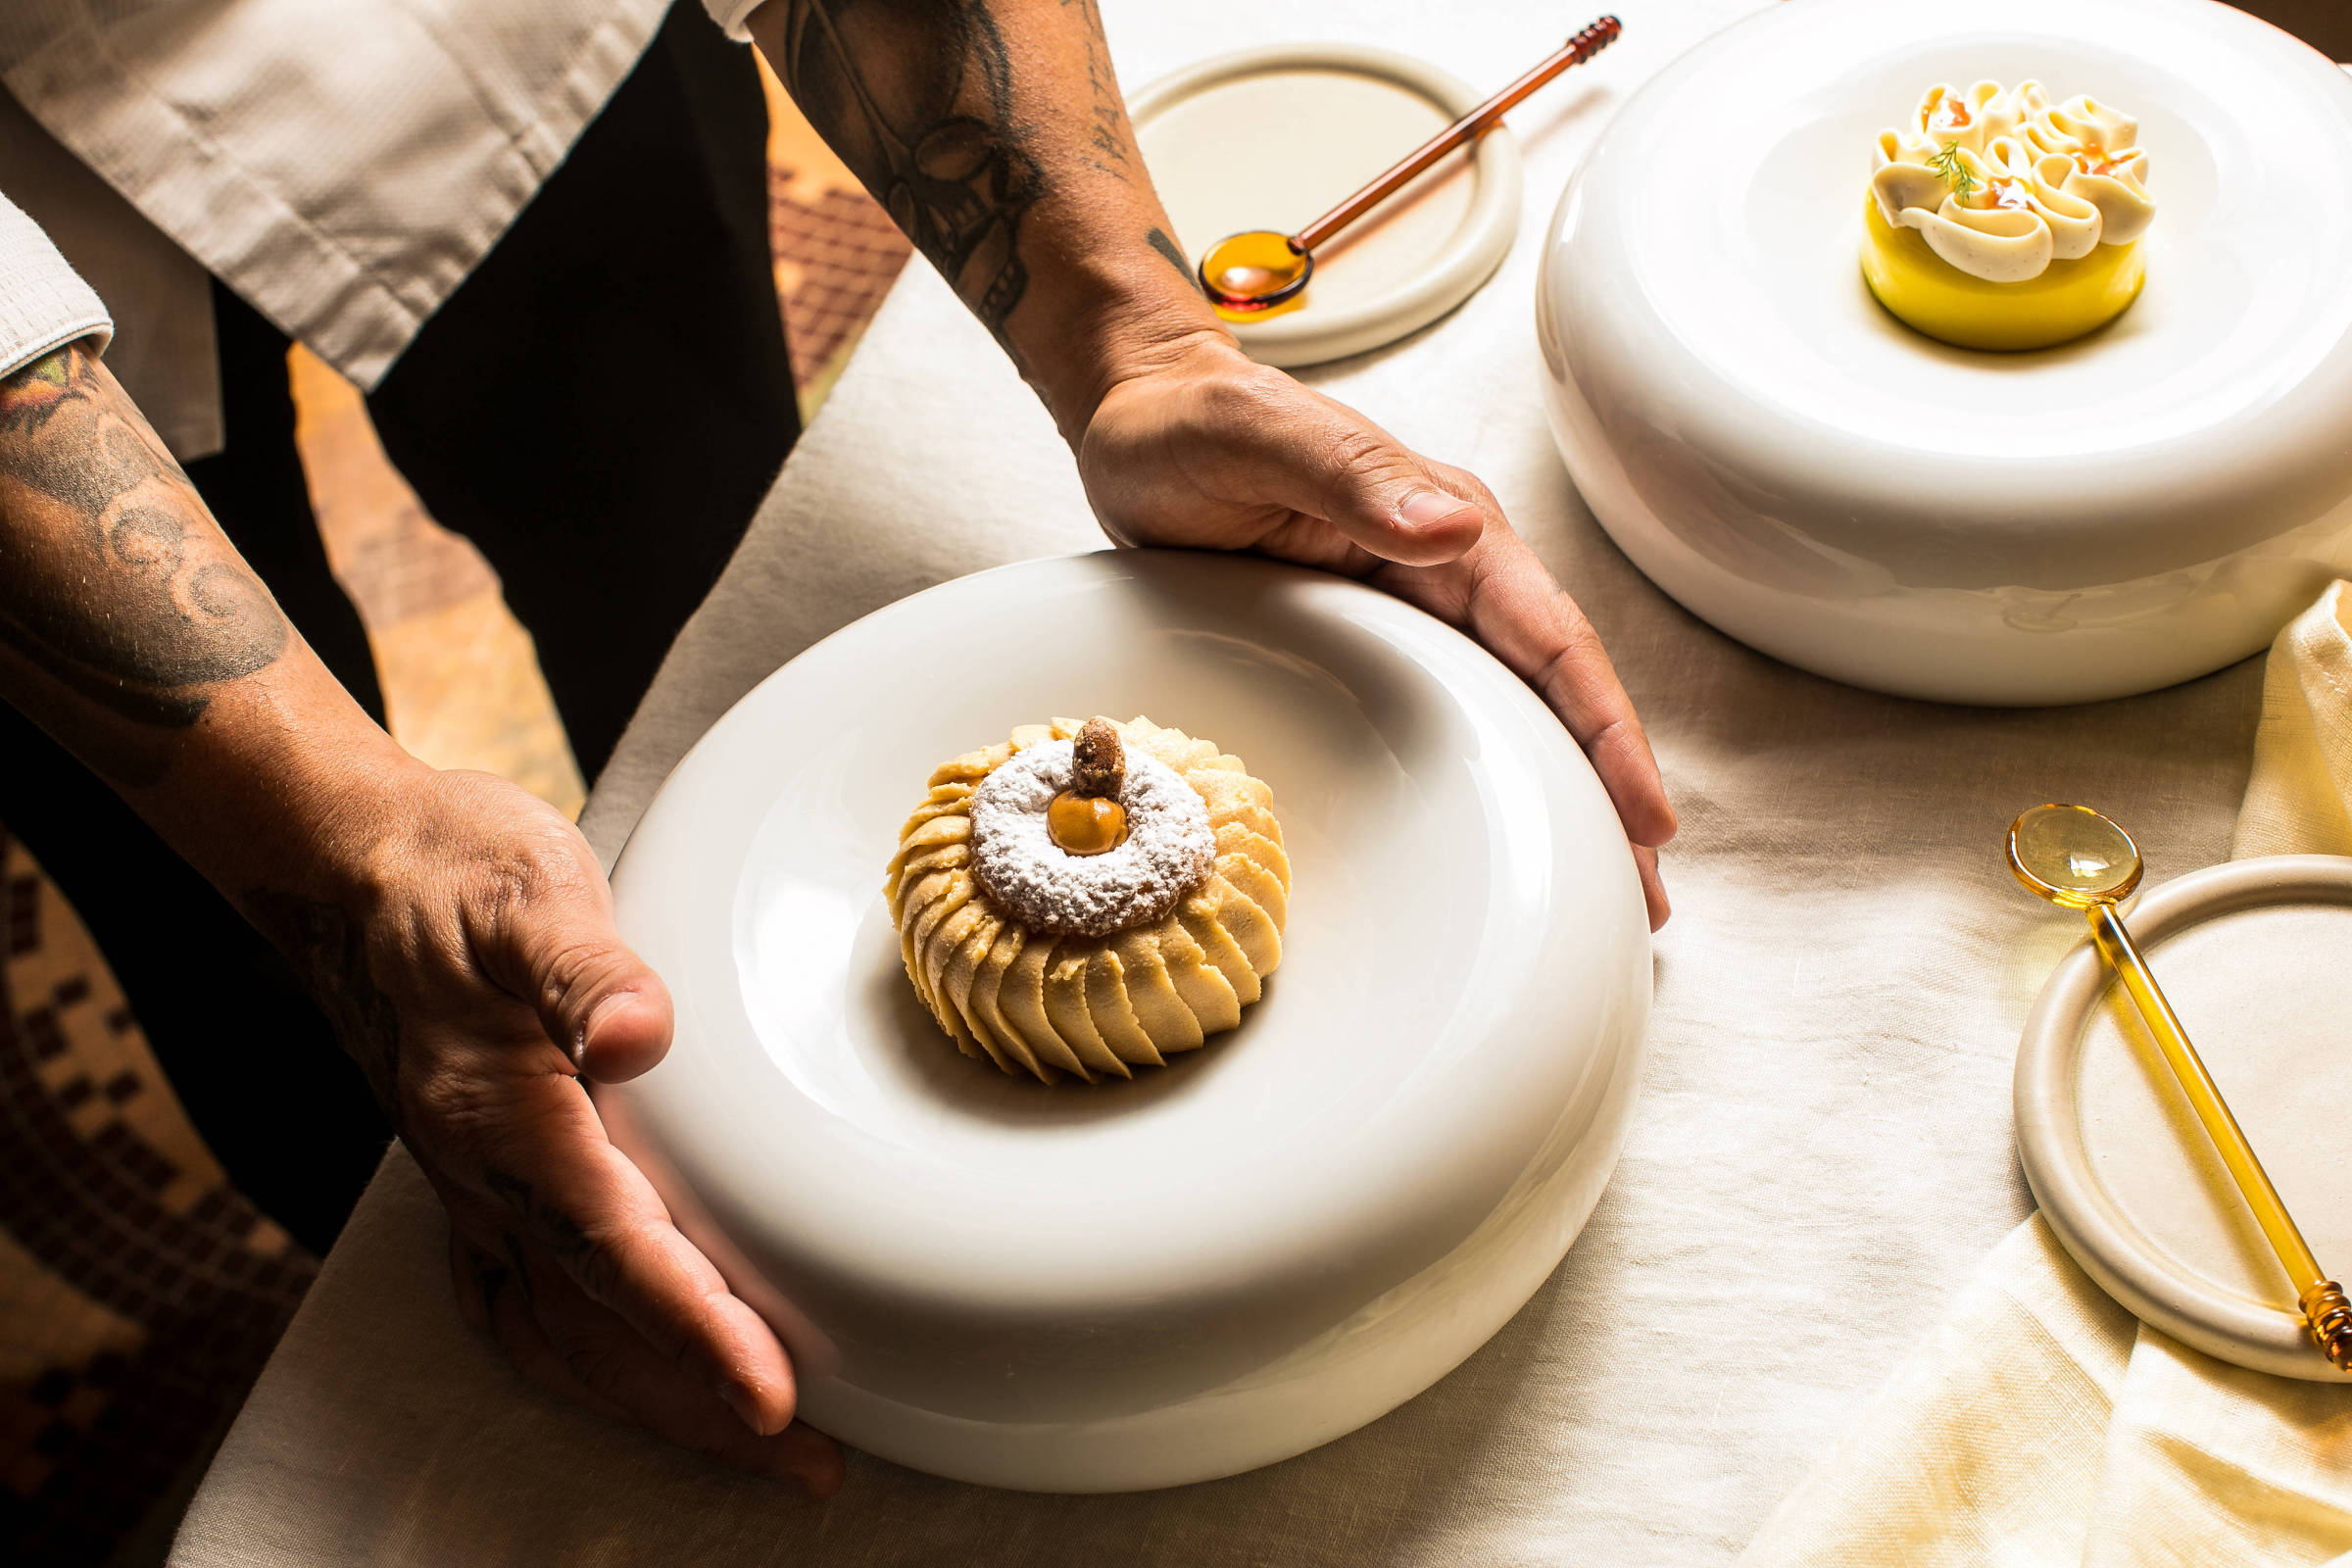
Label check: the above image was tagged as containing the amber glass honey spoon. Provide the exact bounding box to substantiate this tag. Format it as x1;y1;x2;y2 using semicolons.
1196;15;1623;318
2007;803;2352;1371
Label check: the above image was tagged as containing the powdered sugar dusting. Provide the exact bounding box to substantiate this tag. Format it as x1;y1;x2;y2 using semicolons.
968;739;1212;937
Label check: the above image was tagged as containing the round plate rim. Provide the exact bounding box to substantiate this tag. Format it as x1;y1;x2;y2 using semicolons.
2014;853;2352;1381
1126;41;1522;368
604;547;1650;1309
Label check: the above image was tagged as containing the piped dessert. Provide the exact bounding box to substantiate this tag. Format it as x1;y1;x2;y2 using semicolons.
1862;80;2156;351
885;716;1289;1082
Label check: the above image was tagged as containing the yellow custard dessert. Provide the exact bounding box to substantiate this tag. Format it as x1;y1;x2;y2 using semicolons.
1863;80;2157;351
885;716;1289;1082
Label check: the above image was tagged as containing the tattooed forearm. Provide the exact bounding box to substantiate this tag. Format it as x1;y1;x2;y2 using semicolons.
767;0;1043;347
0;342;286;734
750;0;1230;430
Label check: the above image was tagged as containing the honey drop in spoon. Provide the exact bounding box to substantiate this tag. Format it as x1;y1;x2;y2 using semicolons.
1195;16;1623;318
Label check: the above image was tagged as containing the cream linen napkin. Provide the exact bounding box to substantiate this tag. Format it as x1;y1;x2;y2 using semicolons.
1740;582;2352;1568
2235;583;2352;861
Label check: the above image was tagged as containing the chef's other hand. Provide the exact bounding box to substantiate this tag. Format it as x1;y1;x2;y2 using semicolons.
255;764;845;1495
741;0;1673;926
1077;333;1676;927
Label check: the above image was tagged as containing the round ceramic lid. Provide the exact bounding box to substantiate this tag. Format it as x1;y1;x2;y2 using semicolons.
2016;855;2352;1381
1129;43;1522;368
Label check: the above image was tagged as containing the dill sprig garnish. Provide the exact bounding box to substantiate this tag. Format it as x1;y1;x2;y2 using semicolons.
1926;141;1980;204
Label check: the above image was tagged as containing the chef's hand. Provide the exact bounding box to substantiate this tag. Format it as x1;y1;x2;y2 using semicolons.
275;764;844;1495
0;340;838;1493
1078;332;1676;927
743;0;1672;926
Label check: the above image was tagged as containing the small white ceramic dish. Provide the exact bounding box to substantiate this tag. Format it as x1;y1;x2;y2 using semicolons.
1538;0;2352;706
1132;44;1521;368
601;551;1651;1490
2016;856;2352;1380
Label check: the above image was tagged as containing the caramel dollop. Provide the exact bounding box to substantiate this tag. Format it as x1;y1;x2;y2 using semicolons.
1048;791;1127;856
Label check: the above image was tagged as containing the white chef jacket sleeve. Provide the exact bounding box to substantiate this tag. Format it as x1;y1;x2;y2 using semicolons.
702;0;761;42
0;189;111;379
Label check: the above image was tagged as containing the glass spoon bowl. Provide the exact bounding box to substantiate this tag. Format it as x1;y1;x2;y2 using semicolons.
2007;801;2144;907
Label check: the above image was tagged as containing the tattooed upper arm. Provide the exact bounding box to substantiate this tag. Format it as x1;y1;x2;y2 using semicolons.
765;1;1045;348
751;0;1220;427
0;341;286;736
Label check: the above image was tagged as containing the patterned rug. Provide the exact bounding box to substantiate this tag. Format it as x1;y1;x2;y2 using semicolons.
0;828;315;1565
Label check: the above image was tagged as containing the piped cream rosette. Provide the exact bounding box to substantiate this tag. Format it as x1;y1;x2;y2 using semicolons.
885;716;1289;1082
1869;80;2156;283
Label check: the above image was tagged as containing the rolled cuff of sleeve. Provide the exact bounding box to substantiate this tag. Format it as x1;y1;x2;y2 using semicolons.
0;192;111;379
702;0;762;42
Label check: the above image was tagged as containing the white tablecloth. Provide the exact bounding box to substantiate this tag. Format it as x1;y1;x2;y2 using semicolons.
169;2;2269;1561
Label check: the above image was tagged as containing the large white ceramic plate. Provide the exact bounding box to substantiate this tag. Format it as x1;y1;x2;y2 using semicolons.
2017;857;2352;1381
601;551;1651;1491
1538;0;2352;705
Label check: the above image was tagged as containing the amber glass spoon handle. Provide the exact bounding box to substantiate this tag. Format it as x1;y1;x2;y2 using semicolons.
2087;901;2352;1370
1293;15;1622;253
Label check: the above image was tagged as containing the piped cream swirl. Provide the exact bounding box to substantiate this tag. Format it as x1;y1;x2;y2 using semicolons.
884;717;1290;1083
1869;80;2156;283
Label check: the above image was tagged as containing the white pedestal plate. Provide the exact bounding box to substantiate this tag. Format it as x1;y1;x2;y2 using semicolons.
1539;0;2352;705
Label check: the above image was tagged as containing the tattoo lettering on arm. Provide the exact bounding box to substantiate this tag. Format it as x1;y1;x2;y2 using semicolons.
0;343;286;735
768;0;1044;350
1064;0;1135;186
